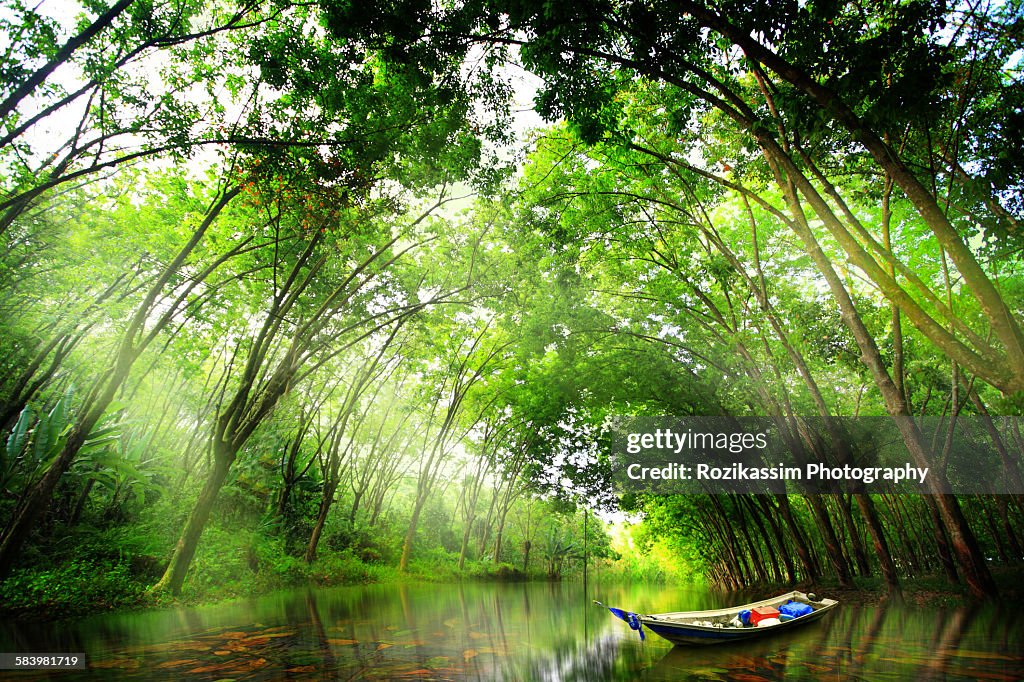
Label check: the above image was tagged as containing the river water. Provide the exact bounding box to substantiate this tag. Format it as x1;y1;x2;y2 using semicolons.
2;580;1022;680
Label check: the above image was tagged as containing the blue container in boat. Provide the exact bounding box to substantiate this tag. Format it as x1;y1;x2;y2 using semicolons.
779;600;814;618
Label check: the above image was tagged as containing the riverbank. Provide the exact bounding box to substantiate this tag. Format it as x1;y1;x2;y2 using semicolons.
0;549;549;622
6;547;1024;624
753;567;1024;609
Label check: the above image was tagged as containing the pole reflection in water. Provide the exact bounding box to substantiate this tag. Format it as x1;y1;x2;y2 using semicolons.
0;582;1022;680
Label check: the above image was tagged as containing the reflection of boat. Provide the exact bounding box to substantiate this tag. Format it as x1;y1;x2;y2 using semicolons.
598;591;838;646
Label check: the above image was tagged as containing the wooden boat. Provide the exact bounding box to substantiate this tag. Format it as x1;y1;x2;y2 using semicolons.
598;590;838;646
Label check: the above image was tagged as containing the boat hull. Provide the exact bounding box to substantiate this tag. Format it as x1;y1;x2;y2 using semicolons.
638;591;838;647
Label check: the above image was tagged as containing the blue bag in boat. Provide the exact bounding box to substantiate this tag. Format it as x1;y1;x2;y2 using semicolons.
739;609;752;626
778;600;813;618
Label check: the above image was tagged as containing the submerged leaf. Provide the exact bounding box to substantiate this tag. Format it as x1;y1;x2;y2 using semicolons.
155;659;201;669
89;659;141;669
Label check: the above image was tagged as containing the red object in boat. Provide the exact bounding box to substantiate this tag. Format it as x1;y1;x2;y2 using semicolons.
749;606;780;625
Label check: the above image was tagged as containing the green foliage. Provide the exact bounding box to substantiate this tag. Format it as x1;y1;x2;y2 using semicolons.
0;559;144;618
325;524;399;565
0;0;1021;616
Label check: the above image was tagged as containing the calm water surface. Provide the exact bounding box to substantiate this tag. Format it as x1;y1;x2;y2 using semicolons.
2;581;1023;680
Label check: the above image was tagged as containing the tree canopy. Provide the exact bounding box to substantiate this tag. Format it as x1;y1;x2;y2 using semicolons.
0;0;1022;611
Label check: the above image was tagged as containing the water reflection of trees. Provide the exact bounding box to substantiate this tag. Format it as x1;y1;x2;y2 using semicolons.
504;632;628;682
648;599;1014;682
2;584;1023;680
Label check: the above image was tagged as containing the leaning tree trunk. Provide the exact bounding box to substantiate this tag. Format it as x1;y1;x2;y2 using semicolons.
773;494;818;582
774;167;996;598
835;495;870;577
853;493;901;594
734;500;770;584
0;187;238;580
996;496;1023;560
305;480;340;563
400;493;428;572
458;519;474;571
151;441;236;595
742;496;783;583
805;494;852;586
752;494;797;583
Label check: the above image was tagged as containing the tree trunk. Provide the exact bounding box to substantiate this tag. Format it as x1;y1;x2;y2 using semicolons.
346;486;363;524
806;494;852;586
742;496;783;583
478;492;497;556
68;465;101;526
982;501;1010;563
755;495;797;583
886;492;922;575
0;425;90;576
835;495;870;577
305;481;339;563
683;7;1024;389
996;496;1023;561
853;493;901;594
458;519;473;571
924;493;960;585
277;479;294;518
774;494;818;582
774;172;996;598
368;493;385;527
735;501;769;584
0;333;74;432
400;494;427;571
151;443;236;595
493;507;510;565
896;419;996;597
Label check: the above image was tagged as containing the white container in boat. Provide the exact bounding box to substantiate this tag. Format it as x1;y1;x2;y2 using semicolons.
756;617;781;627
